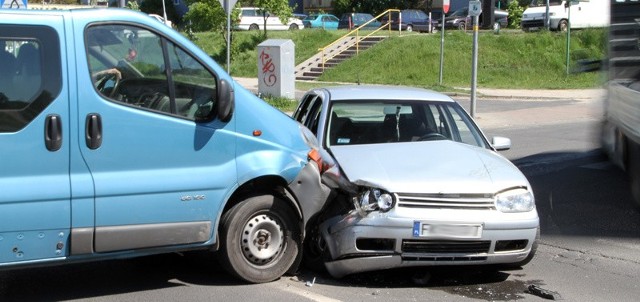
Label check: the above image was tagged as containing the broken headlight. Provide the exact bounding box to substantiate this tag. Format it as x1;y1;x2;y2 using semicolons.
495;188;535;213
354;188;395;214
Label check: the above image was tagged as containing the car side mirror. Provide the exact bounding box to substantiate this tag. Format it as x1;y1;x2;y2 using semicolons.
217;78;234;122
492;136;511;151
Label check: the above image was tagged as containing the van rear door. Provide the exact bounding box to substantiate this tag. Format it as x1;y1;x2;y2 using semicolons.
0;15;70;263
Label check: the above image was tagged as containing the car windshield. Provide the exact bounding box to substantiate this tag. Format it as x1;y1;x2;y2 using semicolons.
449;7;468;17
327;101;488;148
529;0;563;7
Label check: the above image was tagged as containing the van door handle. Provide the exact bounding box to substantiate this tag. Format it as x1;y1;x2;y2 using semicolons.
45;114;62;152
85;113;102;150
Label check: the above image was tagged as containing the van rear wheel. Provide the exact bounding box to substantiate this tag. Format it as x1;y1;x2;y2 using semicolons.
558;20;568;32
217;195;301;283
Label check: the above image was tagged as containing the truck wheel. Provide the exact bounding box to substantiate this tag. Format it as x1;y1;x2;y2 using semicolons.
217;195;301;283
628;143;640;208
558;20;568;32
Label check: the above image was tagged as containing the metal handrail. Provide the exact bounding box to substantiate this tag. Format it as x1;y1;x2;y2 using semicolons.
319;9;401;71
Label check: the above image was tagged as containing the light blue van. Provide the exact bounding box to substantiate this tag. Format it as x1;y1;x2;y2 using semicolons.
0;8;330;283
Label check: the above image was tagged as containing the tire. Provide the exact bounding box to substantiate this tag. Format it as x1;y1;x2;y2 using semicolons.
406;25;413;32
249;24;259;30
627;142;640;208
217;195;301;283
493;22;501;31
457;22;466;30
558;19;568;32
302;221;328;272
289;23;299;30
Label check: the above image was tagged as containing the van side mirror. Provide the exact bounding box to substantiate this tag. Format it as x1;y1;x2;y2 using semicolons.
217;78;234;122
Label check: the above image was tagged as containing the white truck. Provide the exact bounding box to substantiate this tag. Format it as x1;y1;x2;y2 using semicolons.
521;0;609;31
602;0;640;208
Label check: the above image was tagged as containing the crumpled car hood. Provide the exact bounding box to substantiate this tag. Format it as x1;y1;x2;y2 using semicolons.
329;141;529;194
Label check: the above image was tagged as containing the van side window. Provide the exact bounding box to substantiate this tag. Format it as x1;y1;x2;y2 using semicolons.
85;25;217;121
0;25;62;133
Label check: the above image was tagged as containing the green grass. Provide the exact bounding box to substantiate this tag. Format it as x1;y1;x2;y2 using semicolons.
191;28;606;90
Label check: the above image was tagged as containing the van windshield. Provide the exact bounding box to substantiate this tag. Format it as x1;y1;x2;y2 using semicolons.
529;0;563;6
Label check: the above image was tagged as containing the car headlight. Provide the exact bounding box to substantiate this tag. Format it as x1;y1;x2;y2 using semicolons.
353;188;395;214
495;188;535;213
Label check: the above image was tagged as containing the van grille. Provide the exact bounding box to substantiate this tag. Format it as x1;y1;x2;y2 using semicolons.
396;193;495;210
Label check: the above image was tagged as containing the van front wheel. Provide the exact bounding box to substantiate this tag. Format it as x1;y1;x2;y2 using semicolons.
217;195;300;283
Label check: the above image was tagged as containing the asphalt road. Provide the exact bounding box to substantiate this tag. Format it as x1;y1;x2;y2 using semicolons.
1;93;639;301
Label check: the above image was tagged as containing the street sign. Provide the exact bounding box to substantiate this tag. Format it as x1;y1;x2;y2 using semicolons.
433;0;451;14
1;0;27;9
218;0;238;14
469;0;482;16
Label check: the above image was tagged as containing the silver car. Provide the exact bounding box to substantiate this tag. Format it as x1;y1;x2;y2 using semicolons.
294;85;539;278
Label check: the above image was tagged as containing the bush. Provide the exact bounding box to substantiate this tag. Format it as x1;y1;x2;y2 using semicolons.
507;0;525;29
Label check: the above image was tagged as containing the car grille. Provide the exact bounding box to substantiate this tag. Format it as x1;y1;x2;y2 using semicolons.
396;193;495;210
402;240;491;254
522;19;544;28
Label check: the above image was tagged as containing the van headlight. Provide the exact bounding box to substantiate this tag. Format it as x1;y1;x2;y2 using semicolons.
495;188;535;213
354;188;395;214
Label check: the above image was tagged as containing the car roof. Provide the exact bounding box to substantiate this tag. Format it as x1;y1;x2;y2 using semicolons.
319;85;455;103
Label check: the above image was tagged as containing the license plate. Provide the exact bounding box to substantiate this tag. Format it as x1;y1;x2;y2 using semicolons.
413;221;482;239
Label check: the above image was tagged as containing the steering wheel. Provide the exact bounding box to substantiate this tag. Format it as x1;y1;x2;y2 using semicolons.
418;132;447;141
95;72;121;98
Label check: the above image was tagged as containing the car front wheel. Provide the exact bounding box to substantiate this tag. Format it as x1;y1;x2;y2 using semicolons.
217;195;301;283
558;19;568;32
406;24;413;32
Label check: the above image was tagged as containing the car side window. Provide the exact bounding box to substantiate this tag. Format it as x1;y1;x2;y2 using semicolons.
86;24;217;121
294;94;322;134
0;25;62;133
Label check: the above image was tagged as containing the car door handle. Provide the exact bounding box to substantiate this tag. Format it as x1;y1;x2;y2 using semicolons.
45;114;62;152
85;113;102;150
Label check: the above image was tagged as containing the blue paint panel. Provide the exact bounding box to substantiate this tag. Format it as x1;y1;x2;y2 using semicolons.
0;230;69;264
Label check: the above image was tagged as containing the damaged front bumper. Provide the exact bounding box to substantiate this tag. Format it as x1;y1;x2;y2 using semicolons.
320;209;539;278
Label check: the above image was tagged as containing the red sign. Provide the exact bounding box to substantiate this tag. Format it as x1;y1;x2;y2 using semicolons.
433;0;451;14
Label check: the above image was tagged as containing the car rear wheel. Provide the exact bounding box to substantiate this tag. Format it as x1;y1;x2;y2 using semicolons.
249;24;259;30
217;195;301;283
289;23;299;30
457;22;466;30
406;24;413;32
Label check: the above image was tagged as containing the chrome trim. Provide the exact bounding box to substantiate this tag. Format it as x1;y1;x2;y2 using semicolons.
94;221;211;253
396;193;496;209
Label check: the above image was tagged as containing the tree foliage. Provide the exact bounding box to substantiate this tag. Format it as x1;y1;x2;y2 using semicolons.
182;0;226;32
507;0;525;29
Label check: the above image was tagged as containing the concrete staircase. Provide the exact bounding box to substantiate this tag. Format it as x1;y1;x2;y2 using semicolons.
295;36;386;81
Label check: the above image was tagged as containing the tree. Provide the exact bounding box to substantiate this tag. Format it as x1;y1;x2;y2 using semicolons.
182;0;227;32
240;0;293;37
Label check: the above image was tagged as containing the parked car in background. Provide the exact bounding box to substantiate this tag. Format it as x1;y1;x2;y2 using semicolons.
380;9;438;32
293;13;308;20
338;13;382;30
439;6;508;30
235;7;304;31
521;0;609;32
303;13;340;30
295;85;539;278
